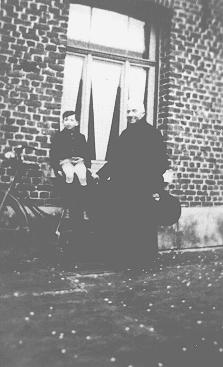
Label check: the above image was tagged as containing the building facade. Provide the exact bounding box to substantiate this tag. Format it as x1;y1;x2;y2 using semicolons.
0;0;223;247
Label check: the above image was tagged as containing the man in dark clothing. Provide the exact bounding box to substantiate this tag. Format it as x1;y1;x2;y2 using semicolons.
50;110;92;225
97;101;169;267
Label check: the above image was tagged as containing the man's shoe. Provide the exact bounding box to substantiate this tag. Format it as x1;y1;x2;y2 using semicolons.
59;209;73;232
83;210;90;221
64;208;70;219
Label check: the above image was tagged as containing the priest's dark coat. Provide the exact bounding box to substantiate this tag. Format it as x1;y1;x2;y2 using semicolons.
97;117;169;267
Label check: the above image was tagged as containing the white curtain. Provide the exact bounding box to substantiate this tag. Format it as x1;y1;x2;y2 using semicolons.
128;65;147;108
92;59;121;160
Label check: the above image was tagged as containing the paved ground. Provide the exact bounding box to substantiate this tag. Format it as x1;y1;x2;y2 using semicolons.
1;245;223;367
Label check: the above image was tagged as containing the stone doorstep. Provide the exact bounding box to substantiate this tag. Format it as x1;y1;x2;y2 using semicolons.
159;206;223;250
40;206;223;250
1;206;223;250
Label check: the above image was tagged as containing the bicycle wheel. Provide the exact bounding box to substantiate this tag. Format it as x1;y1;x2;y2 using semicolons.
0;191;30;232
0;191;33;268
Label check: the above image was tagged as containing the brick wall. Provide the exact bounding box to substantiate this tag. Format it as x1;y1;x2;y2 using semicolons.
0;0;223;207
0;0;69;205
158;0;223;207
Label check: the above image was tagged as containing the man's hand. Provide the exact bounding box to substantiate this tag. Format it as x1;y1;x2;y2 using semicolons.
57;170;63;176
153;193;160;201
163;169;174;184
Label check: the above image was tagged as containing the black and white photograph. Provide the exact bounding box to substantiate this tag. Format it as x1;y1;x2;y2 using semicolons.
0;0;223;366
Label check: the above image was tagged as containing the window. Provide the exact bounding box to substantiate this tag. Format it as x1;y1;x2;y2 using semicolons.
61;3;159;169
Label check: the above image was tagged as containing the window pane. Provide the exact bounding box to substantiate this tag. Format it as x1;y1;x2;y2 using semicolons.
67;4;91;42
128;17;146;56
91;58;122;160
67;5;151;59
61;54;84;124
149;24;157;61
91;8;129;51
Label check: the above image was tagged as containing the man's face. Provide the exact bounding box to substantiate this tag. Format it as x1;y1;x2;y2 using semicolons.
63;114;79;130
127;107;144;125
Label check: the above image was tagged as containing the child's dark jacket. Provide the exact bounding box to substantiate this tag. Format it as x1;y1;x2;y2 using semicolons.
50;128;91;175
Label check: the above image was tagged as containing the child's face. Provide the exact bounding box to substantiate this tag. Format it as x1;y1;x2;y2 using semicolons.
63;114;79;130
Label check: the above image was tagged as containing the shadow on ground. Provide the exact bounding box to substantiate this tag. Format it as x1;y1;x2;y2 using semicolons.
1;238;223;367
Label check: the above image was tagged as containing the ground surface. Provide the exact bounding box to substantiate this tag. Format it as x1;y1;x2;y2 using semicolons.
1;245;223;367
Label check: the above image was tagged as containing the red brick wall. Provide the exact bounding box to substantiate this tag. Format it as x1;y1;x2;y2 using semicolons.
0;0;223;207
